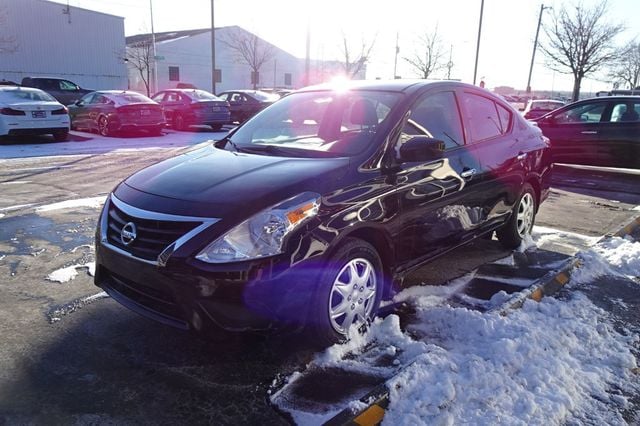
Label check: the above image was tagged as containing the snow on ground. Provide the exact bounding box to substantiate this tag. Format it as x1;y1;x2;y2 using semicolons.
35;196;106;212
46;262;95;283
278;236;640;425
0;129;221;160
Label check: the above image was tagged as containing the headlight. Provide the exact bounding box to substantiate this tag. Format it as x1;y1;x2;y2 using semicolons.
196;192;320;263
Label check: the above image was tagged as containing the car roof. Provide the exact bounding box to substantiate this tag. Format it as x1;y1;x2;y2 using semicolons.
295;79;482;95
0;86;46;93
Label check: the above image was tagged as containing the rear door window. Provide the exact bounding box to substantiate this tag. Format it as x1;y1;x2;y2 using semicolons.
460;93;505;142
609;101;640;122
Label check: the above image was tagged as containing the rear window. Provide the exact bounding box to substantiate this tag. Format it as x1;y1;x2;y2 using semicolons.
111;93;153;104
185;90;222;101
0;88;56;102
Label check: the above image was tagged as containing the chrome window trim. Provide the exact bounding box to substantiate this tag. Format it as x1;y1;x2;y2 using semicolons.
100;194;220;265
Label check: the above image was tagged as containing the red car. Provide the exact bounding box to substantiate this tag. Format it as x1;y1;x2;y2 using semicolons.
152;89;230;131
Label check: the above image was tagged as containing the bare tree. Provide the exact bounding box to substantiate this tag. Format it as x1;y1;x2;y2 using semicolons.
404;26;446;79
0;5;18;54
339;32;376;79
124;40;154;96
609;42;640;89
220;27;276;89
540;1;625;101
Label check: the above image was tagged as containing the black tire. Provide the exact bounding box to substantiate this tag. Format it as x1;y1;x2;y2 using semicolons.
173;113;185;131
52;130;69;142
496;183;537;250
309;238;383;346
98;115;111;137
209;123;223;131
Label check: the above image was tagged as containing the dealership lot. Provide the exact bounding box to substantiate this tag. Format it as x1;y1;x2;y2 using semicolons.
0;131;639;423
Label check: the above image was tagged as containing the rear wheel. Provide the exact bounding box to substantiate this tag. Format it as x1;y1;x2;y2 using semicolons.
497;183;536;249
149;126;163;136
173;113;185;131
52;130;69;142
98;115;111;137
310;238;383;346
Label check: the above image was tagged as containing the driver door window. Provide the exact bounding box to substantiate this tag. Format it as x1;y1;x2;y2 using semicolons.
403;91;465;149
555;102;606;124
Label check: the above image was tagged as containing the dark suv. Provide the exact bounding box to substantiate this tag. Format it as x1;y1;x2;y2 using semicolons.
21;77;93;106
94;80;552;344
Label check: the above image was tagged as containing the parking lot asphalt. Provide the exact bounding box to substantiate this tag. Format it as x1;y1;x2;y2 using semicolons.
1;135;640;424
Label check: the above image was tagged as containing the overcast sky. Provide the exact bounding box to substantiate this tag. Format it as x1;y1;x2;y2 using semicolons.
52;0;640;93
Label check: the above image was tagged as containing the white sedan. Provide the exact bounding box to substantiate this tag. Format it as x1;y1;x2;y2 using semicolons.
0;86;70;141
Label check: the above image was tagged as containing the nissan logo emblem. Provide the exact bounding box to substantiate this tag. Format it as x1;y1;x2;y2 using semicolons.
120;222;137;246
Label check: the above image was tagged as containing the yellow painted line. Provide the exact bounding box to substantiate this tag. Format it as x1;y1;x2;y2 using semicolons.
354;404;385;426
555;273;569;285
530;288;543;302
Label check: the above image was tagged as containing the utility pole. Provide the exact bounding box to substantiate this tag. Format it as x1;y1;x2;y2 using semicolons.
211;0;216;94
149;0;158;94
472;0;484;85
526;4;550;94
304;18;310;86
393;32;399;79
446;44;453;80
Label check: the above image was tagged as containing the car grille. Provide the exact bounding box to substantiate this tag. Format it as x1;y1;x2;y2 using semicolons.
106;202;202;261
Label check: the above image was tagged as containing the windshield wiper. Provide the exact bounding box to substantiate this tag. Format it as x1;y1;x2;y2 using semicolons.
216;136;242;153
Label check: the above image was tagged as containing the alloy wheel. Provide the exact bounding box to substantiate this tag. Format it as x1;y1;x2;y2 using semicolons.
516;192;535;237
328;258;377;335
98;116;109;136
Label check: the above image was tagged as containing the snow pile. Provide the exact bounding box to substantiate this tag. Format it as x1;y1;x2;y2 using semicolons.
46;262;95;283
36;196;106;212
281;235;640;424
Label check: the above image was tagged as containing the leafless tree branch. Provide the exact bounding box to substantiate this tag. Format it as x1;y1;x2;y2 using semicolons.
609;41;640;89
339;31;376;79
540;1;624;100
403;26;446;79
124;40;154;96
219;27;276;89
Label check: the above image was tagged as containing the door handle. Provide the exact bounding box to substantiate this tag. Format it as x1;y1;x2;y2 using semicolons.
517;152;527;161
581;130;598;134
460;168;476;179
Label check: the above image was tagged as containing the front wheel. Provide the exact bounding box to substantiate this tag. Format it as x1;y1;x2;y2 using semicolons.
497;183;536;249
310;238;383;346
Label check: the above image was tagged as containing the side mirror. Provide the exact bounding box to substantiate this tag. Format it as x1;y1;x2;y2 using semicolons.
75;100;84;107
399;136;445;162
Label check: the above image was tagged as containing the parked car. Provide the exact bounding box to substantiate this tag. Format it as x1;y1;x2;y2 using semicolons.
217;89;279;123
68;90;165;137
94;80;552;344
21;77;93;106
523;99;565;120
152;89;230;131
0;86;70;141
533;96;640;168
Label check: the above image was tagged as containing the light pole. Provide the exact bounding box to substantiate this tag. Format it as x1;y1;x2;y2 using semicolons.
526;4;551;94
211;0;216;94
472;0;484;85
149;0;158;94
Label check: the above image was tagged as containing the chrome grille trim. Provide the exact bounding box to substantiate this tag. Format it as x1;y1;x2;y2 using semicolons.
100;194;220;265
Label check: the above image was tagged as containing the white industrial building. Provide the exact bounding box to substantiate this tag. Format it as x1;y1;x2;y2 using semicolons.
126;26;361;95
0;0;127;90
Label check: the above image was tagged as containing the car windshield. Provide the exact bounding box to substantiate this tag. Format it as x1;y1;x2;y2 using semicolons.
187;90;221;101
1;89;56;102
227;90;401;157
110;92;153;104
249;91;280;102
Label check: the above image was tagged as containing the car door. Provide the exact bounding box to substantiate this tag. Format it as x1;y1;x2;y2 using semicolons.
597;99;640;168
538;99;607;166
458;90;529;232
69;92;95;129
393;88;484;267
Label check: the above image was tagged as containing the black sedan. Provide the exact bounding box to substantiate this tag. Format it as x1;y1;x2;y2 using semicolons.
151;89;230;131
94;80;552;345
533;96;640;168
68;91;165;137
217;89;279;123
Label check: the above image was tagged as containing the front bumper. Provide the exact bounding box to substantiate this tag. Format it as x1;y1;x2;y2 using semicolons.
94;195;321;333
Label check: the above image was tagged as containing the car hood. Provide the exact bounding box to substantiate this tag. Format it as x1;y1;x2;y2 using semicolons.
117;144;350;218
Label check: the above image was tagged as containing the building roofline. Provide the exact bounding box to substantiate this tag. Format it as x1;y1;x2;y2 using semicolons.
39;0;124;20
